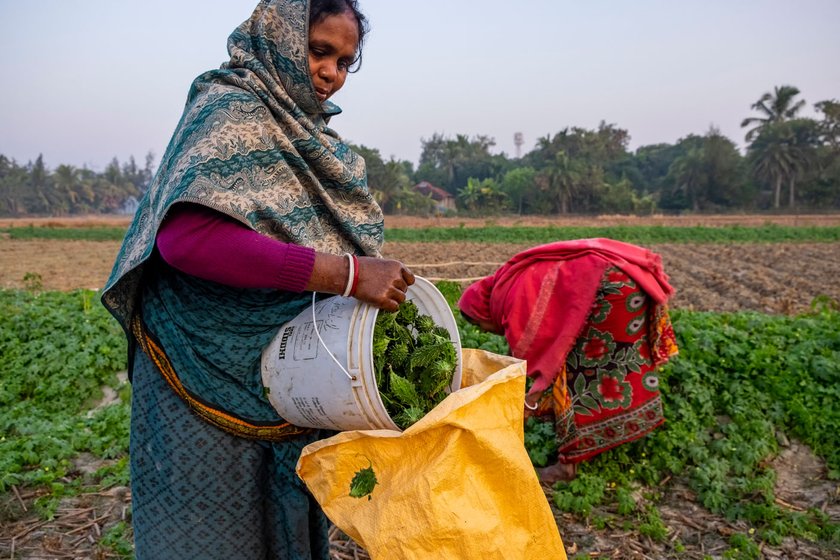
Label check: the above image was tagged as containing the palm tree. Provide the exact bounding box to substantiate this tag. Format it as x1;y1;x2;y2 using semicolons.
668;149;708;211
378;160;412;214
748;120;819;209
538;151;585;214
741;85;806;142
750;133;792;209
54;164;81;214
782;120;820;208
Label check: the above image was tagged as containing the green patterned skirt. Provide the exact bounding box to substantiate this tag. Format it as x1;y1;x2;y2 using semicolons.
129;349;331;560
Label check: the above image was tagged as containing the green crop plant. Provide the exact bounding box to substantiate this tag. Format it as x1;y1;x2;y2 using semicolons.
385;225;840;244
638;506;669;542
723;533;762;560
373;300;458;429
349;460;378;501
0;289;129;517
3;275;839;555
5;223;840;243
0;225;127;241
98;521;134;558
439;280;839;549
547;304;840;547
524;416;557;467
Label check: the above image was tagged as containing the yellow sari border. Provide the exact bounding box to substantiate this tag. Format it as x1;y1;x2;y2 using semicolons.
131;315;312;442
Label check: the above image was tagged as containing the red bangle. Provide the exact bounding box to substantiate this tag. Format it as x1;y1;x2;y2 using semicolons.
349;254;360;296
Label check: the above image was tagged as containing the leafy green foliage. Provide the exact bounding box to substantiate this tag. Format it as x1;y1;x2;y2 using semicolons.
2;276;838;553
7;224;840;244
0;289;129;516
723;533;762;560
373;300;458;429
98;521;134;558
548;306;840;546
551;472;606;517
349;462;378;500
638;507;669;542
386;225;840;244
524;417;557;467
458;320;509;355
439;279;839;546
434;280;510;355
0;225;128;241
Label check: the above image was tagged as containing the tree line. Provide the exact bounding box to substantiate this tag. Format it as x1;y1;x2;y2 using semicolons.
2;85;838;217
0;153;154;217
363;85;839;215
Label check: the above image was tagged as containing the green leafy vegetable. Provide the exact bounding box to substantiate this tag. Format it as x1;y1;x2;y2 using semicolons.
0;289;129;517
524;416;558;467
349;462;378;500
544;306;840;546
384;225;840;245
373;300;458;429
440;280;839;546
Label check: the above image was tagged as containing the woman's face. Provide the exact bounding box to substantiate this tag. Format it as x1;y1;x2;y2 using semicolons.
308;11;359;103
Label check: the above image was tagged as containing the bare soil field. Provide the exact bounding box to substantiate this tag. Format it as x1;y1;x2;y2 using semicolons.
2;215;839;559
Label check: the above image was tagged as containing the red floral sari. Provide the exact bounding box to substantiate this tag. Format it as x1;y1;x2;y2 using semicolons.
458;239;678;464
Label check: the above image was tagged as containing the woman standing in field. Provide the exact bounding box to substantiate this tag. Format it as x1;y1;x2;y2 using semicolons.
458;239;678;484
101;1;413;558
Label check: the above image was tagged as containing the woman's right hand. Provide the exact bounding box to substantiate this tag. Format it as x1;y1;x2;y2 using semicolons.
306;252;415;312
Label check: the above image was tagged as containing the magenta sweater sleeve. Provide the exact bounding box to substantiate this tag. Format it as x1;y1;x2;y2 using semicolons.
155;203;316;292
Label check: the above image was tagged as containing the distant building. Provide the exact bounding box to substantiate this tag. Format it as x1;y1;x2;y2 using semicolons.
120;196;139;216
414;181;457;214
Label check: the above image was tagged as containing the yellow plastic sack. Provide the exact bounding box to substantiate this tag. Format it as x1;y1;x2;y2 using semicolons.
296;349;567;559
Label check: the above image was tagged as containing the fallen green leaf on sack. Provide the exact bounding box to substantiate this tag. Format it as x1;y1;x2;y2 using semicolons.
349;461;378;500
373;300;458;429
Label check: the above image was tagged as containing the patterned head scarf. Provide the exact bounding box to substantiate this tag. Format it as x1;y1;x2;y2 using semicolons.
102;0;384;331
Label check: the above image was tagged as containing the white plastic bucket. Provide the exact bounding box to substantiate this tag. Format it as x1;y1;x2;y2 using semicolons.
260;276;462;431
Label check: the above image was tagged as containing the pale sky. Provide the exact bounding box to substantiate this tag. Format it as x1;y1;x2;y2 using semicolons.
1;0;838;171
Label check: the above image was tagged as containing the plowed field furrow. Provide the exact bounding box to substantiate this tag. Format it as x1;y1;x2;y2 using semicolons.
655;246;757;312
661;244;793;297
649;244;838;314
715;244;838;310
732;243;839;272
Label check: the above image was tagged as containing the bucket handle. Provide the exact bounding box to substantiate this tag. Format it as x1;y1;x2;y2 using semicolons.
311;292;356;381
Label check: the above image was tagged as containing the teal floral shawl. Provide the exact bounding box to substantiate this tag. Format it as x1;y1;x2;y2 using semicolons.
103;0;383;331
101;0;383;439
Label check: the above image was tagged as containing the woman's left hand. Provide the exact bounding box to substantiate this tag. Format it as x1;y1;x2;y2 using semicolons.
353;256;415;312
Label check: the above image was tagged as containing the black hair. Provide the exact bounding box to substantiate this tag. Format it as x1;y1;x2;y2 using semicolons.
309;0;368;72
